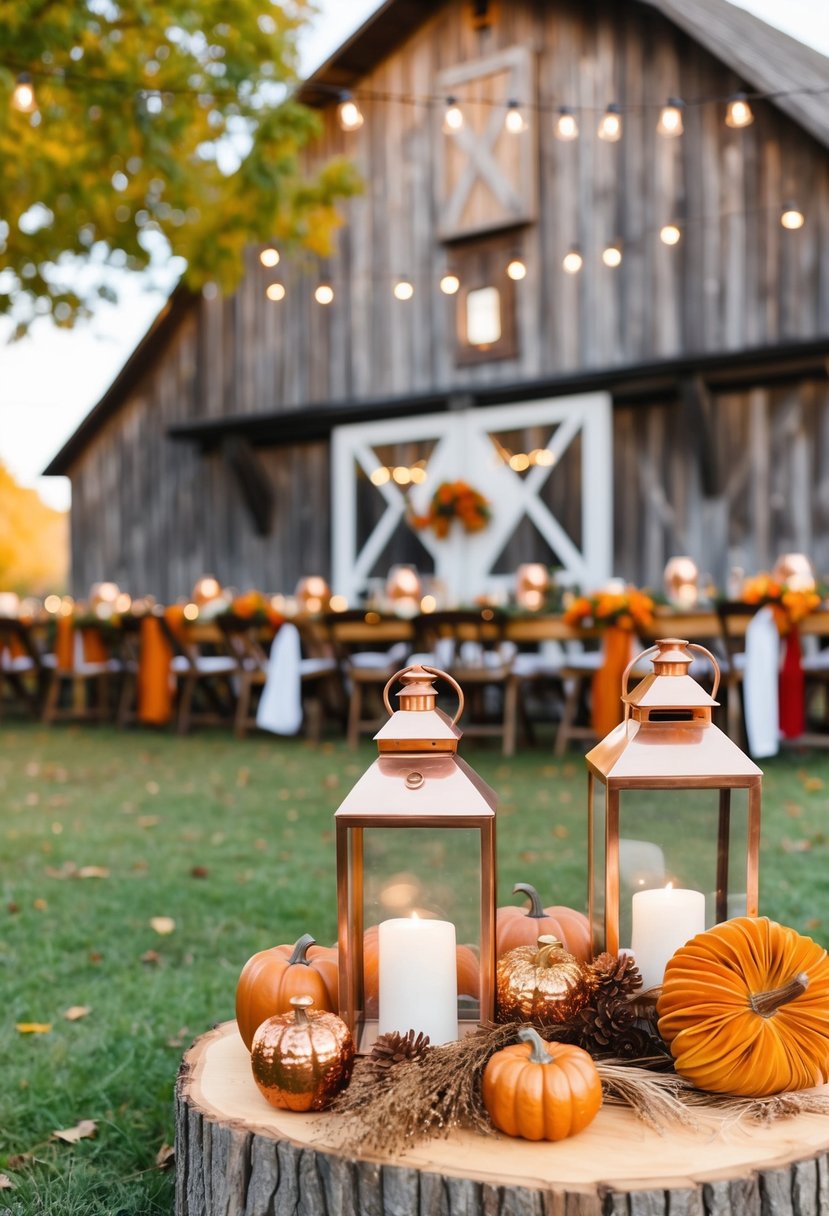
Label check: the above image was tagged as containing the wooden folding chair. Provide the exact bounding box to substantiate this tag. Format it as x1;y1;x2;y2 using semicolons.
40;620;119;725
0;617;50;719
325;611;413;749
411;609;519;754
158;615;239;734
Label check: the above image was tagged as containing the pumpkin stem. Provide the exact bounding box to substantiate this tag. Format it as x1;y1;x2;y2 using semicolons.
748;971;809;1017
289;995;315;1024
513;882;546;919
517;1025;554;1065
288;933;317;966
535;934;565;966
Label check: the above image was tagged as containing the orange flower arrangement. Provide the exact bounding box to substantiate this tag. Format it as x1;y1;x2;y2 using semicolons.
230;591;285;628
563;586;655;632
410;480;491;539
739;574;821;634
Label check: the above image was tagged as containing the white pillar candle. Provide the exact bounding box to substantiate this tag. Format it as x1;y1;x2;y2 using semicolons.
630;886;706;992
378;916;458;1045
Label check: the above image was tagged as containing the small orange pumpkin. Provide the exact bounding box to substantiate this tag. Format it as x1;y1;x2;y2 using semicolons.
496;883;591;963
236;933;339;1051
482;1026;602;1141
657;916;829;1097
362;923;480;1001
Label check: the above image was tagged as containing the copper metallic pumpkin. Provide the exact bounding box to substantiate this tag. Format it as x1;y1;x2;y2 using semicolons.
657;916;829;1097
251;995;355;1111
482;1026;602;1140
236;933;339;1050
496;934;590;1024
496;883;591;963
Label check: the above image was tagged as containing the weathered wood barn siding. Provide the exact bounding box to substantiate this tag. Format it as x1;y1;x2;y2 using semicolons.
59;0;829;598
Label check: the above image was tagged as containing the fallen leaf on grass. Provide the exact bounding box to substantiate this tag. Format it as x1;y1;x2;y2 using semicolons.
77;866;110;879
16;1023;52;1035
155;1143;175;1170
803;776;824;792
150;916;176;935
137;815;160;829
33;898;48;910
88;951;103;964
781;837;812;853
6;1154;32;1170
63;1006;91;1022
190;865;209;879
165;1026;190;1048
52;1119;97;1144
7;901;19;914
141;950;161;965
0;1173;14;1189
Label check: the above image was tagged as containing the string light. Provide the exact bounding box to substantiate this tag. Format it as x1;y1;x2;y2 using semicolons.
657;97;684;137
265;282;286;301
660;224;682;246
11;72;36;113
725;92;754;129
506;257;527;281
443;96;463;133
602;243;623;268
562;248;584;274
555;106;578;141
780;205;805;229
259;247;280;268
439;272;460;295
393;277;414;300
504;99;527;134
337;91;364;131
314;283;334;304
597;104;622;142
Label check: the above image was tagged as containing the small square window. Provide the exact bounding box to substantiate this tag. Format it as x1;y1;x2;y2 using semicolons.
465;286;502;346
448;232;520;365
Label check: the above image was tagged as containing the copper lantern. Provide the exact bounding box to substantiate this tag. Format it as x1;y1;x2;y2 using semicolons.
585;638;762;991
335;665;496;1051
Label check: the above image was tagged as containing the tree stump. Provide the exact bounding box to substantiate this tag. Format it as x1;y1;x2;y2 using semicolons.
176;1021;829;1216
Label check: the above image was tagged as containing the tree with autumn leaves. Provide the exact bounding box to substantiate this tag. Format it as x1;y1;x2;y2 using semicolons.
0;0;360;335
0;462;67;593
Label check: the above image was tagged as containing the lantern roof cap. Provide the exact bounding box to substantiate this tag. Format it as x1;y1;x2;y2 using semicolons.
373;665;463;751
586;719;763;780
624;638;718;709
334;753;496;821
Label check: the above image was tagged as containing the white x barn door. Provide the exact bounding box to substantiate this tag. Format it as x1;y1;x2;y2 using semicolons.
331;394;612;605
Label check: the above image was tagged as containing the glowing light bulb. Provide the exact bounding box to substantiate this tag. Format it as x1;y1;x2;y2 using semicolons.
725;93;753;129
314;283;334;304
505;100;527;134
443;97;463;133
562;249;583;274
440;273;460;295
598;104;622;142
660;224;682;246
393;278;414;300
657;98;684;137
12;73;36;114
337;93;364;131
555;107;578;141
265;282;286;301
780;206;805;230
602;244;622;268
259;247;280;268
506;257;527;281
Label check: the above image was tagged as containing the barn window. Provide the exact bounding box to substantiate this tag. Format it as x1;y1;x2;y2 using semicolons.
448;232;520;364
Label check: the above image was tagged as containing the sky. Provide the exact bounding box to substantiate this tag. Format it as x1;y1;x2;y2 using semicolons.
2;0;828;512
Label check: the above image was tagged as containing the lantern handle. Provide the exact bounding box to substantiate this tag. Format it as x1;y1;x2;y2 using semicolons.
382;664;465;725
622;641;721;721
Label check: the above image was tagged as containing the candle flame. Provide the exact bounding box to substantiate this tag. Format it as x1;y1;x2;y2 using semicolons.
665;882;674;891
411;911;420;921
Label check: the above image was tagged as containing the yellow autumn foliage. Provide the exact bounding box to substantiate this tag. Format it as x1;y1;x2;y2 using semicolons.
0;463;68;594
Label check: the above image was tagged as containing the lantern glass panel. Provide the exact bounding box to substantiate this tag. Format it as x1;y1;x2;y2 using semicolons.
592;781;751;949
362;826;482;1023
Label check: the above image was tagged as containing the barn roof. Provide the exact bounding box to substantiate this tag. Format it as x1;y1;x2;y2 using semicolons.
44;0;829;477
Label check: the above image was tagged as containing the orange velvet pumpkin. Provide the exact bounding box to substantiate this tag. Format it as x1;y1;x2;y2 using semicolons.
362;924;480;1001
236;933;339;1051
496;883;591;963
657;916;829;1097
482;1026;602;1141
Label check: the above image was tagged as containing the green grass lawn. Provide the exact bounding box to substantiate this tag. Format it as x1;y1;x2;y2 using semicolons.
1;724;828;1214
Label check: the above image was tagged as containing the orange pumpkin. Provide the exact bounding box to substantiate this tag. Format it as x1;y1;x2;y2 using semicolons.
482;1026;602;1141
362;924;480;1001
496;883;591;963
235;933;339;1051
657;916;829;1097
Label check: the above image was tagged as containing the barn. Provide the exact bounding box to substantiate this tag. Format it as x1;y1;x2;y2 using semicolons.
45;0;829;605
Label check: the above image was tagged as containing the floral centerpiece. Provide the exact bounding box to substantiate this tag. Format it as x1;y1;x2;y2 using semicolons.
410;480;491;539
230;590;284;628
738;573;822;634
563;586;655;632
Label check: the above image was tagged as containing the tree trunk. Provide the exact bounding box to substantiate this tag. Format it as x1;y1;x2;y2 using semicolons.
176;1021;829;1216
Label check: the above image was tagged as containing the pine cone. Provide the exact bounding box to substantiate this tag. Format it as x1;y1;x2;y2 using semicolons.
588;951;642;999
366;1029;431;1074
576;990;660;1060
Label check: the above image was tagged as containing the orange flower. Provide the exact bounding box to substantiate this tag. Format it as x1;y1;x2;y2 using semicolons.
409;480;491;539
563;586;655;630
